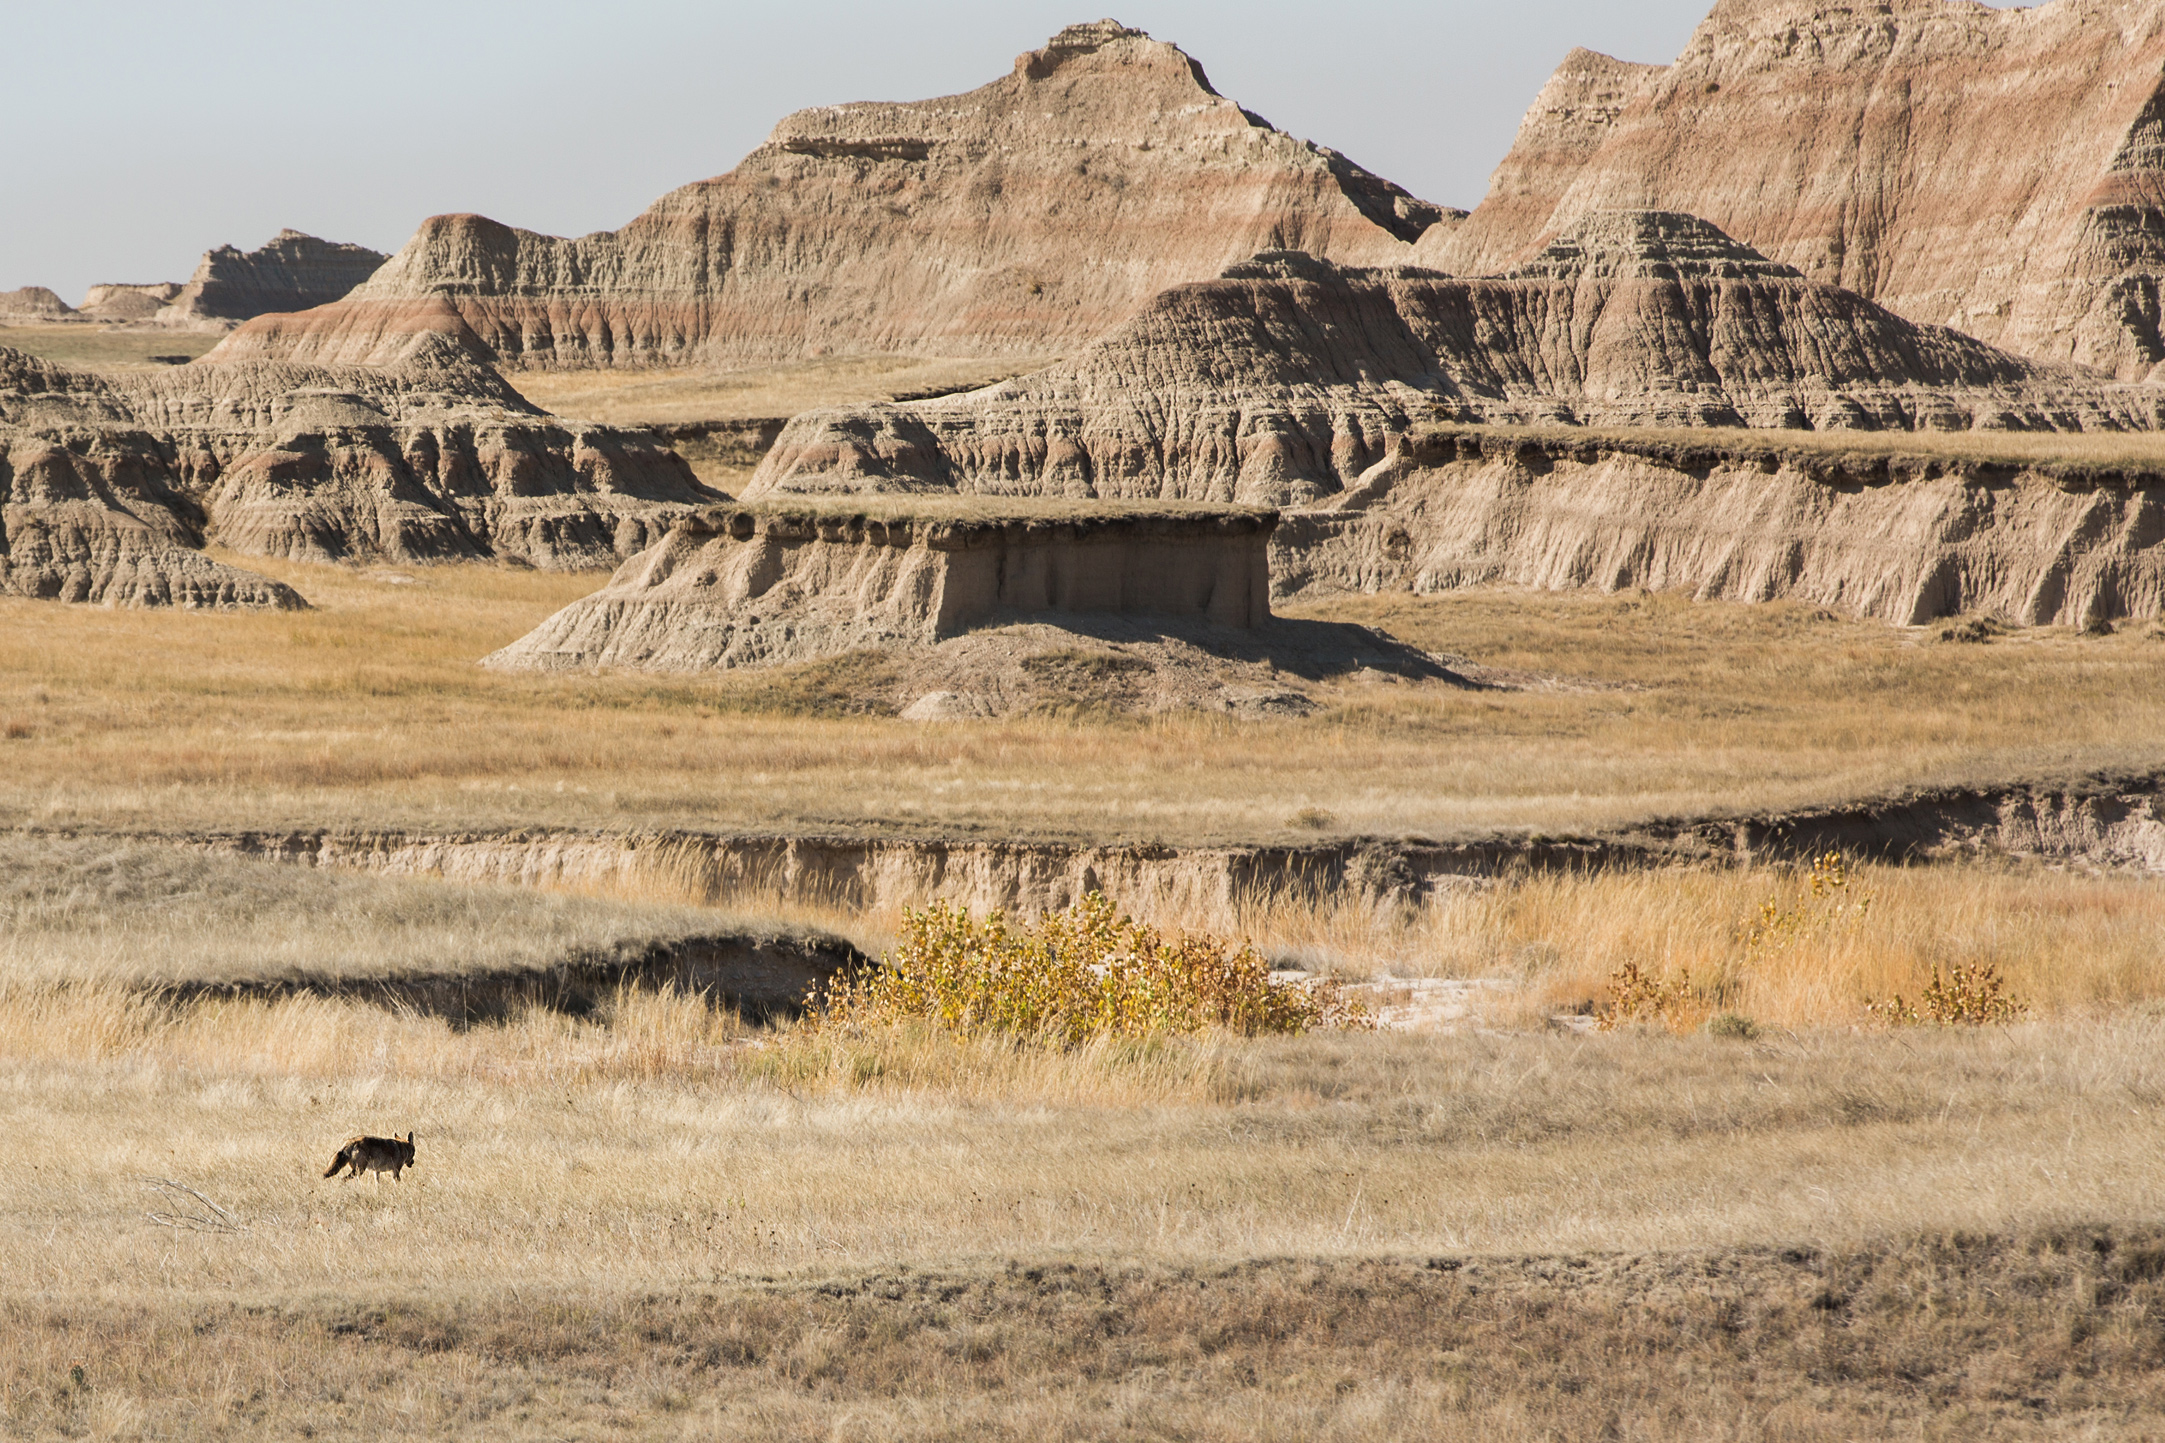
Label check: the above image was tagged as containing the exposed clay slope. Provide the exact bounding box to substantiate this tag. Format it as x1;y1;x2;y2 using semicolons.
1274;426;2165;627
210;20;1447;370
1425;0;2165;380
115;340;716;568
0;342;716;604
0;350;302;608
486;502;1277;672
748;215;2162;509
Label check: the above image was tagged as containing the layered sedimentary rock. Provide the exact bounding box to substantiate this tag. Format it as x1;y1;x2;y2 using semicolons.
0;351;302;607
0;341;716;607
1423;0;2165;379
164;230;388;325
748;215;2163;509
113;339;715;568
76;233;389;329
211;20;1447;370
486;503;1276;672
0;287;76;321
1274;427;2165;627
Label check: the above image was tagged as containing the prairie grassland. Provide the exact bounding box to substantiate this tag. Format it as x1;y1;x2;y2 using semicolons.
0;556;2158;845
0;323;223;371
0;830;2154;1031
1249;859;2165;1023
1444;419;2165;470
503;354;1053;427
4;989;2164;1438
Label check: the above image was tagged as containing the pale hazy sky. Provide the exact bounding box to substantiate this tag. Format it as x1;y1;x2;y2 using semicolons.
0;2;2000;302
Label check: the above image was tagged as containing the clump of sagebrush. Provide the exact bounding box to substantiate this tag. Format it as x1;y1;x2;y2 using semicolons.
1867;962;2029;1026
1601;853;1877;1033
803;892;1369;1043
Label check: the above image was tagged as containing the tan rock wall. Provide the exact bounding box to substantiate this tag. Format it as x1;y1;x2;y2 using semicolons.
1427;0;2165;378
1274;430;2165;627
484;505;1276;672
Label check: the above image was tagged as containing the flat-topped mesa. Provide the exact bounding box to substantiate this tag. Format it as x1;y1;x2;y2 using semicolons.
209;20;1450;370
748;214;2165;509
1423;0;2165;379
0;340;719;607
79;283;182;322
483;503;1277;673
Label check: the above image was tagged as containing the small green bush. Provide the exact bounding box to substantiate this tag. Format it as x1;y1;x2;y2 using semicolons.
1704;1012;1759;1040
804;892;1370;1044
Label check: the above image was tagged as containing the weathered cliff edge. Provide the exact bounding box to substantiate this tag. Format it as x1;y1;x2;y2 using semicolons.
209;20;1446;370
1272;426;2165;627
747;216;2165;510
0;341;717;605
73;232;389;327
485;502;1275;672
159;771;2165;927
1423;0;2165;379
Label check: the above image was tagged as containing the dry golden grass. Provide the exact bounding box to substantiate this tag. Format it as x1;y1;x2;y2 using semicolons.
1444;419;2165;470
1;559;2158;846
9;990;2165;1279
0;323;223;371
6;985;2165;1437
503;354;1053;427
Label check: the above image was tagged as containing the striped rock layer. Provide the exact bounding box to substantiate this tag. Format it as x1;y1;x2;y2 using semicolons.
745;215;2164;510
207;21;1446;370
1421;0;2165;379
0;340;716;608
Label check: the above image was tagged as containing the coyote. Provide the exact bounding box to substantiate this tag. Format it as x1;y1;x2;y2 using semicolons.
322;1132;417;1182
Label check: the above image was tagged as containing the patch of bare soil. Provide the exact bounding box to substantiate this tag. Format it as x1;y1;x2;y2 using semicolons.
885;615;1553;721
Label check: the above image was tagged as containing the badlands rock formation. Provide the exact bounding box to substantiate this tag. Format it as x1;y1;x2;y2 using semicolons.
79;283;182;322
0;350;301;607
0;340;716;606
78;233;388;329
0;287;76;321
211;21;1447;370
1275;427;2165;627
1423;0;2165;379
163;230;388;326
487;503;1276;672
114;338;714;568
748;214;2163;508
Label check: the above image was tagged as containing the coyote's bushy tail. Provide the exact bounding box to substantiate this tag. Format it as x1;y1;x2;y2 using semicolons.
322;1145;350;1179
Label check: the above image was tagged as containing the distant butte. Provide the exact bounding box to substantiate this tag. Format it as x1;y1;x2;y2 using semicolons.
209;20;1451;371
76;231;389;329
